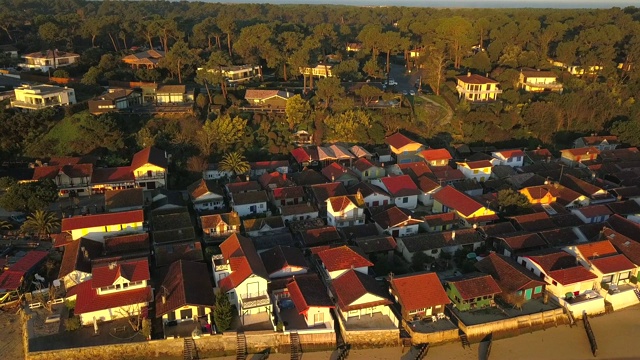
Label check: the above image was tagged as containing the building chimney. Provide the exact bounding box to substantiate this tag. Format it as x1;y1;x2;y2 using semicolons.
467;72;471;77
451;230;456;240
162;295;166;304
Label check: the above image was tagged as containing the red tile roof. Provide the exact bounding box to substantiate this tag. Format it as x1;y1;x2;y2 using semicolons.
475;253;545;293
390;272;450;311
226;181;261;194
249;160;289;170
74;279;152;315
510;212;556;232
91;259;150;289
130;146;167;170
155;260;215;316
58;238;103;278
574;205;612;219
420;148;452;162
61;210;144;232
103;233;150;255
575;240;618;259
260;245;308;276
353;157;377;172
548;267;598;286
90;166;134;184
353;235;397;254
423;212;458;228
385;133;420;150
300;226;342;247
321;162;357;182
432;186;484;217
604;228;640;265
287;274;334;314
218;234;268;292
311;182;348;204
398;162;433;178
327;194;365;212
232;190;268;205
187;179;223;200
494;150;525;159
291;147;315;164
590;254;636;274
332;270;391;311
0;271;24;291
460;160;493;169
317;245;372;272
32;164;93;181
430;166;465;183
580;136;619;146
348;182;390;199
272;186;305;200
259;171;293;189
372;206;422;229
380;175;421;197
448;274;501;300
499;233;548;251
456;73;498;84
561;147;600;158
524;249;598;285
8;251;48;273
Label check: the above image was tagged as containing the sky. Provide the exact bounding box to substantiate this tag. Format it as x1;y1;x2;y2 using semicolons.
199;0;638;8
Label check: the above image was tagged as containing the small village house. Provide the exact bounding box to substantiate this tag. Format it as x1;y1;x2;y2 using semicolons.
385;133;425;164
187;179;225;212
372;175;421;210
11;84;76;111
88;89;142;115
19;50;79;71
131;146;169;190
491;150;525;168
244;89;293;109
122;49;165;69
260;245;309;279
475;253;546;302
518;68;563;93
444;273;501;311
200;212;240;240
61;210;145;241
348;182;391;208
371;205;423;238
231;191;269;217
389;272;450;321
457;160;493;182
419;148;452;167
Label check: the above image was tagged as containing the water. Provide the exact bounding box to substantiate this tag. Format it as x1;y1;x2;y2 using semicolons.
195;0;638;9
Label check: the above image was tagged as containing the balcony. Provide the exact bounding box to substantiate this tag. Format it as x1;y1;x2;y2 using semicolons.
456;86;503;95
522;82;563;90
11;100;63;110
240;291;271;309
212;254;229;272
135;172;166;180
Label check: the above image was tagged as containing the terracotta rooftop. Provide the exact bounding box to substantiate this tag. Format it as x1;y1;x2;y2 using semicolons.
390;272;450;311
299;226;342;247
353;235;397;254
155;260;215;316
105;188;144;211
604;227;640;265
498;233;548;252
321;162;357;182
372;206;422;229
154;241;203;267
58;238;103;279
91;258;150;289
317;245;372;272
348;182;390;199
590;254;636;274
510;212;556;232
218;234;268;292
456;73;499;84
242;216;285;233
432;186;484;217
74;280;152;315
287;274;334;314
232;190;268;205
332;270;391;311
259;171;294;189
385;132;421;150
131;146;167;170
475;253;545;293
188;179;223;200
380;175;421;197
7;251;48;274
225;181;261;194
200;212;241;230
423;212;458;228
327;194;365;213
260;245;308;276
446;273;501;300
62;210;144;232
91;166;134;184
574;205;612;220
574;240;618;259
272;186;305;200
291;169;327;186
420;148;452;162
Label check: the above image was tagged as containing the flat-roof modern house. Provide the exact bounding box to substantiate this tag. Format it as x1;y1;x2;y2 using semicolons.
11;84;76;111
19;50;80;71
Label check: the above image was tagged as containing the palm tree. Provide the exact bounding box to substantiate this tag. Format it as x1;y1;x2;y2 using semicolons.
219;152;250;177
21;210;60;238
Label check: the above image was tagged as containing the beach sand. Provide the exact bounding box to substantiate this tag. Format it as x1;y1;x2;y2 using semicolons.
216;305;640;360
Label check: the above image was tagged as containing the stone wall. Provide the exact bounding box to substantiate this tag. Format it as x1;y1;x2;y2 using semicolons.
405;326;459;345
27;330;335;360
456;308;566;340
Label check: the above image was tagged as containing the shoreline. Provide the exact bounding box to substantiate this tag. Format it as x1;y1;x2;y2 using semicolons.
211;304;640;360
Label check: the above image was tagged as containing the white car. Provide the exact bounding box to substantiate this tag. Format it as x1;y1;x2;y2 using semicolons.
409;90;415;96
387;79;398;86
402;90;408;96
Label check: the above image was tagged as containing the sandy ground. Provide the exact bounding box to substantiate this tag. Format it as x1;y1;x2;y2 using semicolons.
214;305;640;360
0;310;25;360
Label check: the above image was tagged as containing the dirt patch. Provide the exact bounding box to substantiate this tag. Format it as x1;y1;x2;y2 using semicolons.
0;309;25;360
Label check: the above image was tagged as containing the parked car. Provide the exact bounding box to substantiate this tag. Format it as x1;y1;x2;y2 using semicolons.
409;90;415;96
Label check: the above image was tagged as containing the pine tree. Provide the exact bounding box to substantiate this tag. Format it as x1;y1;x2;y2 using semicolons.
213;292;233;332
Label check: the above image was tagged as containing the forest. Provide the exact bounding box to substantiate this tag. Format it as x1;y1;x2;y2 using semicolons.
0;0;639;185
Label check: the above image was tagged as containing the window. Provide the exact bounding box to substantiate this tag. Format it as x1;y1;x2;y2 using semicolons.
534;286;542;294
602;274;614;284
180;308;193;319
364;171;369;177
313;312;324;324
473;169;479;174
402;197;408;203
619;271;630;281
431;249;438;254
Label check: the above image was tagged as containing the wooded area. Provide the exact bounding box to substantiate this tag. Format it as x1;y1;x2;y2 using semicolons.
0;1;639;184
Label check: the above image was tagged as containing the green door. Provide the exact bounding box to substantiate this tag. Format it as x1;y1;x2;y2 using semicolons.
524;288;533;300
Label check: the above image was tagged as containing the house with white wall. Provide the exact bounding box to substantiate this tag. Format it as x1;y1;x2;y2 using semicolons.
155;260;215;327
187;179;225;212
348;182;391;208
231;191;269;217
71;259;152;326
11;84;76;111
371;175;421;210
491;150;525;168
260;246;309;279
457;160;492;182
371;206;422;238
329;270;395;324
326;193;366;228
317;246;372;280
214;234;271;325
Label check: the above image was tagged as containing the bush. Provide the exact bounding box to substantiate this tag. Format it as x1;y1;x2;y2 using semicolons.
601;282;610;291
630;275;638;284
141;318;152;339
65;299;76;311
65;316;81;331
52;69;70;78
213;292;233;332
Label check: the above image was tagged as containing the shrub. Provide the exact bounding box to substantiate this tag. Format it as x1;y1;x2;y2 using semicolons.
65;316;81;331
